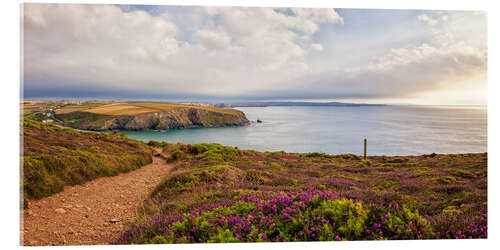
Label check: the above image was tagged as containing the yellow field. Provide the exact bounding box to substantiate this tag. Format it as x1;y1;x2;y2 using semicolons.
22;102;42;110
54;106;92;114
82;102;241;116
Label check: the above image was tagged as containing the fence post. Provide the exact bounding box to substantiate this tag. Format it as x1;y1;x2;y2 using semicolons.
364;138;367;160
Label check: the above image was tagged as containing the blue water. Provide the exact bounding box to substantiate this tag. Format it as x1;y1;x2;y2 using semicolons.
121;106;487;156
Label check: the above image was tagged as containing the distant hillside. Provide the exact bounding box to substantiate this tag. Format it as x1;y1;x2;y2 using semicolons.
51;102;250;131
22;119;153;203
214;101;387;108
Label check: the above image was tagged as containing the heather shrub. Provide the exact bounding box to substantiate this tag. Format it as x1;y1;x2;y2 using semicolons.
338;154;360;160
431;207;487;239
450;169;475;179
360;160;371;166
265;151;285;156
116;190;444;244
302;152;332;158
167;149;185;163
191;144;209;154
193;143;241;162
23;119;152;200
147;140;171;148
118;141;487;243
245;169;265;185
440;176;457;184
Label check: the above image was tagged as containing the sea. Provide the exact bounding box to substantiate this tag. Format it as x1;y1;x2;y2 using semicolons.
120;105;487;156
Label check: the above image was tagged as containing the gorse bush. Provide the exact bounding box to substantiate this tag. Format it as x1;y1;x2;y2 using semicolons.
116;190;439;244
364;204;434;240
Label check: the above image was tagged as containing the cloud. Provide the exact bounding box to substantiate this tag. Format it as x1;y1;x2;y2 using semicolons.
193;29;232;50
418;14;438;26
269;11;487;101
22;4;486;104
23;4;343;98
310;43;324;51
276;41;486;100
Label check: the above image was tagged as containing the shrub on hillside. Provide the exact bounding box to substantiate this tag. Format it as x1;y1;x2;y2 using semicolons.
22;119;152;201
116;190;438;244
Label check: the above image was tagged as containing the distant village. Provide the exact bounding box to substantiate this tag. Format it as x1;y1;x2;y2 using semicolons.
22;100;90;124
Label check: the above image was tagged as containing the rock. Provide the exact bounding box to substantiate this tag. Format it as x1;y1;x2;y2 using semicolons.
55;208;66;214
60;107;250;130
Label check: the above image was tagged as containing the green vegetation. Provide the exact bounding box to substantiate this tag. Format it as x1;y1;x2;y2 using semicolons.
54;111;113;129
19;109;487;243
22;119;152;203
118;142;486;243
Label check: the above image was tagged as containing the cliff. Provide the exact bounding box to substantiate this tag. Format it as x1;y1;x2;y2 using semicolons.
55;104;250;131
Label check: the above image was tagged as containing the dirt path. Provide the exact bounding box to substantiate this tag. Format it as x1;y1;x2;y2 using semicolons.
21;152;173;246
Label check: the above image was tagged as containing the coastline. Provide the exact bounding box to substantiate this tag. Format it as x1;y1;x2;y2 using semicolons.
21;119;487;245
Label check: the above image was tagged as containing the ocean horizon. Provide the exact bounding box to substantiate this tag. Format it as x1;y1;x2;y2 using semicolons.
119;105;487;156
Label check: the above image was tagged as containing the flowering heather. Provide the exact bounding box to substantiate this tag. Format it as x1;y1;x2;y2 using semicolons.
119;142;487;243
22;119;152;202
117;190;409;243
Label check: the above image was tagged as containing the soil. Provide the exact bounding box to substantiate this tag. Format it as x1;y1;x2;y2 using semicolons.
21;150;173;246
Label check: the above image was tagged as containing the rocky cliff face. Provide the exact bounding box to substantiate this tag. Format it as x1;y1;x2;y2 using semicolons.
58;108;249;131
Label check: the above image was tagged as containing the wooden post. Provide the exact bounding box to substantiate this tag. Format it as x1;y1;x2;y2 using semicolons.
363;138;367;160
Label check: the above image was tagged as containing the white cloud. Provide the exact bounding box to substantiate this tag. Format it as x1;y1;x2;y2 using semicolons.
418;14;438;26
23;4;342;97
22;5;486;104
272;11;487;103
310;43;324;51
193;29;232;50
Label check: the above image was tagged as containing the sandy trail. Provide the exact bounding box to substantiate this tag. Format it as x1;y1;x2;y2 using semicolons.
21;152;172;246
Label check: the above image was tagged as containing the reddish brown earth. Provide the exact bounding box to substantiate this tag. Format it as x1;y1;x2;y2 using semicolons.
21;153;172;246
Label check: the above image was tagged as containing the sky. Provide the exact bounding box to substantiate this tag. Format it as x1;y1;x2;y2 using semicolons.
22;4;487;105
